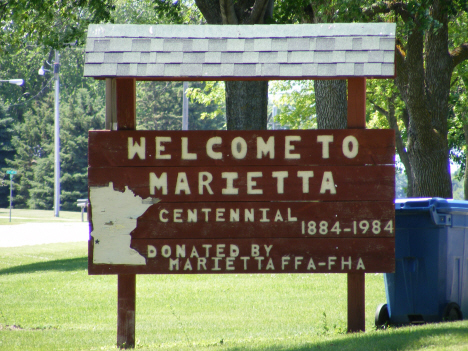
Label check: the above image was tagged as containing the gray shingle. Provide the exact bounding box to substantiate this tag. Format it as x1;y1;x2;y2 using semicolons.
86;39;95;52
259;52;278;63
381;64;394;76
105;52;123;63
363;63;381;76
137;64;147;76
380;37;395;50
220;64;234;76
262;64;280;76
302;63;318;76
146;64;165;76
180;64;202;76
288;51;313;63
183;52;205;64
182;39;193;52
202;64;221;77
122;52;141;63
332;51;346;63
150;39;165;51
234;64;257;76
156;52;183;63
132;39;151;51
288;38;309;51
94;40;110;51
86;52;104;63
352;38;362;50
84;63;113;77
318;64;337;76
336;63;354;76
271;38;288;51
205;52;221;63
221;52;243;64
164;39;184;51
110;38;132;52
345;51;368;63
243;51;259;63
277;51;288;63
334;37;353;51
314;51;333;63
254;39;271;51
279;64;302;77
193;39;209;52
209;39;228;51
362;36;381;51
316;38;335;51
368;51;384;63
140;52;150;63
227;39;245;52
117;64;130;76
149;52;157;63
244;39;255;51
354;63;364;76
383;51;394;63
164;64;181;76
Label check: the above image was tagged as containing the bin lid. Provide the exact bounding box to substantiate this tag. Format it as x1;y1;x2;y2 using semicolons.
396;198;468;226
395;198;468;214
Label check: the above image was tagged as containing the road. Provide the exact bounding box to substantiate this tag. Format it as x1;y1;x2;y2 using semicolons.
0;222;89;247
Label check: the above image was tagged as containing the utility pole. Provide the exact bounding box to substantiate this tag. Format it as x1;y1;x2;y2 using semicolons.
182;82;189;131
53;50;61;217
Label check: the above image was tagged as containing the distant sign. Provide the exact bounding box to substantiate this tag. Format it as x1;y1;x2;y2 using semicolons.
6;170;16;175
88;130;395;275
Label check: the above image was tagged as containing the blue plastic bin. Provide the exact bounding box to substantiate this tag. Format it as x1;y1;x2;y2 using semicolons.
378;198;468;325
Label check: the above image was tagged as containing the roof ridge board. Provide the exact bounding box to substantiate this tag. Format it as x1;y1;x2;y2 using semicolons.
87;23;396;39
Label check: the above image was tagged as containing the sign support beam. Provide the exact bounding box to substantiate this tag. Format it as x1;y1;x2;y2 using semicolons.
107;78;137;348
347;77;366;333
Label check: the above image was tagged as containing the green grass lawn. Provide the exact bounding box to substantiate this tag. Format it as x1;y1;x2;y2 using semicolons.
1;242;467;350
0;208;82;225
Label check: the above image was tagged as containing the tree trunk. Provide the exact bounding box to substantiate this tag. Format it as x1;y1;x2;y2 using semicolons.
225;81;268;130
394;1;452;198
314;80;347;129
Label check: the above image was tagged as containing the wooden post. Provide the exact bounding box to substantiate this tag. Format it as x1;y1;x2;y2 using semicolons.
347;77;366;333
107;78;137;348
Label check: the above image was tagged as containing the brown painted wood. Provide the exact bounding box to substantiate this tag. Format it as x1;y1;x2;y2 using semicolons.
347;272;365;332
116;78;136;131
132;201;395;239
347;77;367;333
347;78;366;129
88;129;395;167
117;274;136;348
88;165;395;202
115;78;136;349
89;237;394;275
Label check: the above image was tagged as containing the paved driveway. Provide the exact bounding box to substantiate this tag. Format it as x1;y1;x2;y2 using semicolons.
0;222;89;247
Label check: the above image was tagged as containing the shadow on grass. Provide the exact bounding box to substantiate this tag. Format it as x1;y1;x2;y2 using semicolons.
0;257;87;275
226;323;467;351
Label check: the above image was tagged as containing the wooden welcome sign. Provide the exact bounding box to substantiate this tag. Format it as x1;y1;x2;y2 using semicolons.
88;129;394;275
84;22;397;345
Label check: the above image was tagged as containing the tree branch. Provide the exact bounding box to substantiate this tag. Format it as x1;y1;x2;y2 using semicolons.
246;0;271;24
369;100;389;117
451;43;468;70
362;1;412;22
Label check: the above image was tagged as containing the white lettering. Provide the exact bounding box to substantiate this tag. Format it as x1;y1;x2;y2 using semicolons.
357;258;365;270
288;208;297;222
161;245;171;258
206;137;222;159
272;171;288;194
230;245;239;257
216;244;226;257
251;244;260;257
173;209;183;222
176;245;186;258
317;135;333;159
247;172;263;195
155;136;171;159
159;209;169;222
281;256;290;270
231;137;248;159
181;137;197;160
147;245;157;258
297;171;314;193
295;256;303;270
285;136;301;159
320;171;336;194
128;137;146;160
216;208;225;222
149;172;168;195
257;136;274;159
175;172;191;195
198;172;214;195
222;172;238;195
342;135;359;159
328;256;337;270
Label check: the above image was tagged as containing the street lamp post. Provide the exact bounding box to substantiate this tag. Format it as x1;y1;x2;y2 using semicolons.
53;51;60;217
0;79;24;86
39;51;60;217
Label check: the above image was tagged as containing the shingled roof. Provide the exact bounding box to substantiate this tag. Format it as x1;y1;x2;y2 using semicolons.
84;23;396;80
